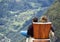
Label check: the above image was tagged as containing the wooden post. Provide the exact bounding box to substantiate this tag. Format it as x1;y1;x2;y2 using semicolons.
33;22;51;42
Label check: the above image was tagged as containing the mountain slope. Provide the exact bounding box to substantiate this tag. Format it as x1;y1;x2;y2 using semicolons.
44;0;60;38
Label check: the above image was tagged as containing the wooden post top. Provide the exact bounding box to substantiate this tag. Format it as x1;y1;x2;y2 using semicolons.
33;22;52;24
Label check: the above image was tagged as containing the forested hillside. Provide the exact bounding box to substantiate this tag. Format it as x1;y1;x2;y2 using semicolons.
44;0;60;38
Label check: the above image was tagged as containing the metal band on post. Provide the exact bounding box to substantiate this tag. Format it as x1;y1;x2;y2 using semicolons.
32;39;51;42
